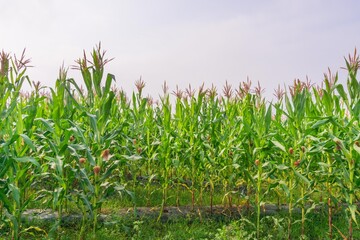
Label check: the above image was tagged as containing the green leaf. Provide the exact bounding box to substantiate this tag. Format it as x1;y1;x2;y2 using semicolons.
305;202;317;215
264;104;272;133
21;226;48;236
99;91;115;129
122;155;142;161
86;112;99;141
53;187;63;207
13;157;40;168
2;134;19;148
0;191;14;212
348;204;358;224
279;181;290;197
45;156;63;176
336;84;348;105
35;118;54;133
293;170;310;186
271;140;286;152
104;73;115;96
79;192;93;214
100;160;120;181
311;118;330;129
276;164;289;170
16;106;24;136
8;183;20;206
79;168;94;193
20;134;36;151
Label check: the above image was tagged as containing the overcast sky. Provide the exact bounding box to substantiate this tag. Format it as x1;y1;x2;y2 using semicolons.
1;0;359;101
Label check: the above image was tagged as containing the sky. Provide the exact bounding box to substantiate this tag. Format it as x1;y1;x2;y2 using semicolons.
1;0;359;101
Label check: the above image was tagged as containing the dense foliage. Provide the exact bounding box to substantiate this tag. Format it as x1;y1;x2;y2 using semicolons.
0;45;359;239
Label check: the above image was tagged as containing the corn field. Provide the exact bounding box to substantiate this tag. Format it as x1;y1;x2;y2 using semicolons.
0;45;359;239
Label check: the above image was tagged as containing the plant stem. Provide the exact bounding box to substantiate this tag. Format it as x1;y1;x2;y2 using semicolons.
93;175;99;237
301;185;305;237
288;176;293;240
256;162;262;240
348;158;354;240
327;154;333;239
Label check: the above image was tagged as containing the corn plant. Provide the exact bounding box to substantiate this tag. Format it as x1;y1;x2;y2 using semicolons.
0;50;42;240
157;91;174;220
0;44;359;239
331;50;360;239
67;43;122;238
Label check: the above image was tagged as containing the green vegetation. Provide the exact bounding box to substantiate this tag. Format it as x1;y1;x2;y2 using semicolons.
9;209;360;239
0;44;359;239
